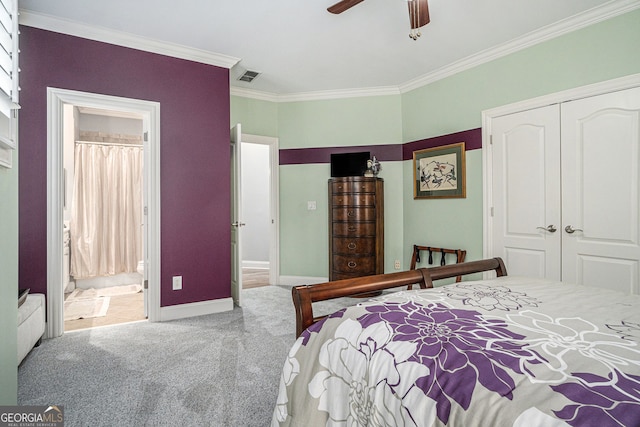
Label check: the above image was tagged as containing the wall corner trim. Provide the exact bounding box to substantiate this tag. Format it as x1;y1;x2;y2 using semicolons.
19;11;240;69
159;297;234;322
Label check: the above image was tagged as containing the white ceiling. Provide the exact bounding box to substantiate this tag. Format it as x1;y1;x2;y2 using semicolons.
18;0;638;98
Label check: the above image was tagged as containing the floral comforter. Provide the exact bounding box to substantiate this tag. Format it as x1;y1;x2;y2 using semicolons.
272;276;640;426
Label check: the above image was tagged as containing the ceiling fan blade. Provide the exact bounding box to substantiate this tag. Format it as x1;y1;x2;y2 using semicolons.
408;0;430;29
327;0;365;14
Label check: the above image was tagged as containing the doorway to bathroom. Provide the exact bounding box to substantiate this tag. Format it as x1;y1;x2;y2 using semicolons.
62;105;146;331
47;88;161;338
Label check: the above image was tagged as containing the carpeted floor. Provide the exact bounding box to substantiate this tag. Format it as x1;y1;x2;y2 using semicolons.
18;284;355;427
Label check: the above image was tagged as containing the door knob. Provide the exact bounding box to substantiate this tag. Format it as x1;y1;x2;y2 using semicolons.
564;225;583;234
536;225;557;233
231;221;246;227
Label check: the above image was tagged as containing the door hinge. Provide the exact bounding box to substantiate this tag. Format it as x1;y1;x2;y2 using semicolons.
144;131;149;142
144;206;148;215
489;135;493;145
144;279;148;290
490;207;494;217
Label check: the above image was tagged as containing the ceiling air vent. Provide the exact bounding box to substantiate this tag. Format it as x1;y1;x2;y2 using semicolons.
238;70;260;83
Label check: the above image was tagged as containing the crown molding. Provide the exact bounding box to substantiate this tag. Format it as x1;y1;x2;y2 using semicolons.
398;0;640;93
19;11;240;69
230;85;400;103
20;0;639;101
229;87;280;103
233;0;640;102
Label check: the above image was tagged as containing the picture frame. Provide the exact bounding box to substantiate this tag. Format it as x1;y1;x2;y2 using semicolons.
413;142;466;199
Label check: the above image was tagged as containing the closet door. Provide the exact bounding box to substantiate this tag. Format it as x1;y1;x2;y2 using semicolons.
490;105;561;280
561;87;640;294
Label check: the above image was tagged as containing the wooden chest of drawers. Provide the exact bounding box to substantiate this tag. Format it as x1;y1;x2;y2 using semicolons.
329;177;384;281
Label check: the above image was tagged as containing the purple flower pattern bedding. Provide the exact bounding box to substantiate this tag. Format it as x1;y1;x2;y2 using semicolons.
272;277;640;427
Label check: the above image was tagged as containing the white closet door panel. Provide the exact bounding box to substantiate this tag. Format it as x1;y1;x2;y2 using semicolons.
578;256;637;294
491;105;561;280
561;86;640;294
503;248;548;278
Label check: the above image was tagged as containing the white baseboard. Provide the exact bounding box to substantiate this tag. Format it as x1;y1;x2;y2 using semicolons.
159;297;234;321
242;260;270;269
278;275;328;288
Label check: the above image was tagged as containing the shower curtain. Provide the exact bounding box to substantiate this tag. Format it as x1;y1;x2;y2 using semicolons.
70;143;143;279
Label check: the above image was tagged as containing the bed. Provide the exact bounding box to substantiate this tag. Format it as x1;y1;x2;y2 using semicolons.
272;258;640;426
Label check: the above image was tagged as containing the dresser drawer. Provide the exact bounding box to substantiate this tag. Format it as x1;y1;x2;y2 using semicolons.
332;207;376;221
332;222;376;236
332;237;375;255
331;194;376;207
331;180;376;194
332;255;376;274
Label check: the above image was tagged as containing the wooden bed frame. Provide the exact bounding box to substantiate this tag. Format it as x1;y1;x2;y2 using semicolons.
292;257;507;337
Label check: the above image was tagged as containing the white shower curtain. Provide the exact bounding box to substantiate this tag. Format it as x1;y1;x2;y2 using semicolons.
70;143;143;279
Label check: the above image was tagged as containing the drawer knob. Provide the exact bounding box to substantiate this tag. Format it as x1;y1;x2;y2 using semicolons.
348;261;357;269
348;226;357;232
348;210;354;217
348;242;357;250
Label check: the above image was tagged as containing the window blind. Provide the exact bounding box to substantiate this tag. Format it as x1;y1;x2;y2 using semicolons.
0;0;19;117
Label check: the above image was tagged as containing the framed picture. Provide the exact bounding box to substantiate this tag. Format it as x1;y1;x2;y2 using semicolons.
413;142;466;199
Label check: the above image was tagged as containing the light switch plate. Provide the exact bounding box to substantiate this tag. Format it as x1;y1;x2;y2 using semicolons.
172;275;182;290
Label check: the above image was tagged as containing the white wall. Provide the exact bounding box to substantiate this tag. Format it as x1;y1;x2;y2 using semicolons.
241;142;270;266
79;113;143;136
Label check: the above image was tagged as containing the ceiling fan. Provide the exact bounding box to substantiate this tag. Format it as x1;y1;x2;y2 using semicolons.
327;0;430;40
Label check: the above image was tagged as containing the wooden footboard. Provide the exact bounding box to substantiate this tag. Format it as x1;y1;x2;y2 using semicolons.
292;257;507;337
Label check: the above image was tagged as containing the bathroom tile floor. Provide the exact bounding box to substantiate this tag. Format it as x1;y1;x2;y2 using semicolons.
64;291;146;332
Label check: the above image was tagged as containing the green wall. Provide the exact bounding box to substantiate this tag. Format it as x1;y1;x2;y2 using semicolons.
231;9;640;279
230;96;278;137
0;148;18;404
277;96;404;277
401;8;640;141
277;96;402;148
400;8;640;266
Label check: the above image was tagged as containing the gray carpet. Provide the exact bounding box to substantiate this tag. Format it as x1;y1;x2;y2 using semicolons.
18;285;355;427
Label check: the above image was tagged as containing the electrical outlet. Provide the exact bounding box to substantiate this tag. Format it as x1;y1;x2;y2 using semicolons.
307;201;317;210
394;260;401;270
172;275;182;290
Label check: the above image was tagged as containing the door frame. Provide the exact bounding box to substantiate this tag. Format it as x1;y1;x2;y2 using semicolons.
241;133;280;285
46;87;161;338
482;73;640;264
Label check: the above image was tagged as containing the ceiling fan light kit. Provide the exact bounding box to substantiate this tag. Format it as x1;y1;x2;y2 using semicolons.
327;0;430;41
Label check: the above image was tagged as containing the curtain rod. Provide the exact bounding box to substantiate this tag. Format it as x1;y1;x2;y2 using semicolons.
75;140;143;148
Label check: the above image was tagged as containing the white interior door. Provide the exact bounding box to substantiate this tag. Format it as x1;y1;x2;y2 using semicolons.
490;105;562;280
230;124;244;306
561;87;640;293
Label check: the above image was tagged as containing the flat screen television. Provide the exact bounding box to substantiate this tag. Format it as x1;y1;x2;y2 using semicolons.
330;151;370;177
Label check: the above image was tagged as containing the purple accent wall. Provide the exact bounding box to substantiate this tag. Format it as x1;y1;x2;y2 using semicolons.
19;27;231;306
278;128;481;165
402;128;482;160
